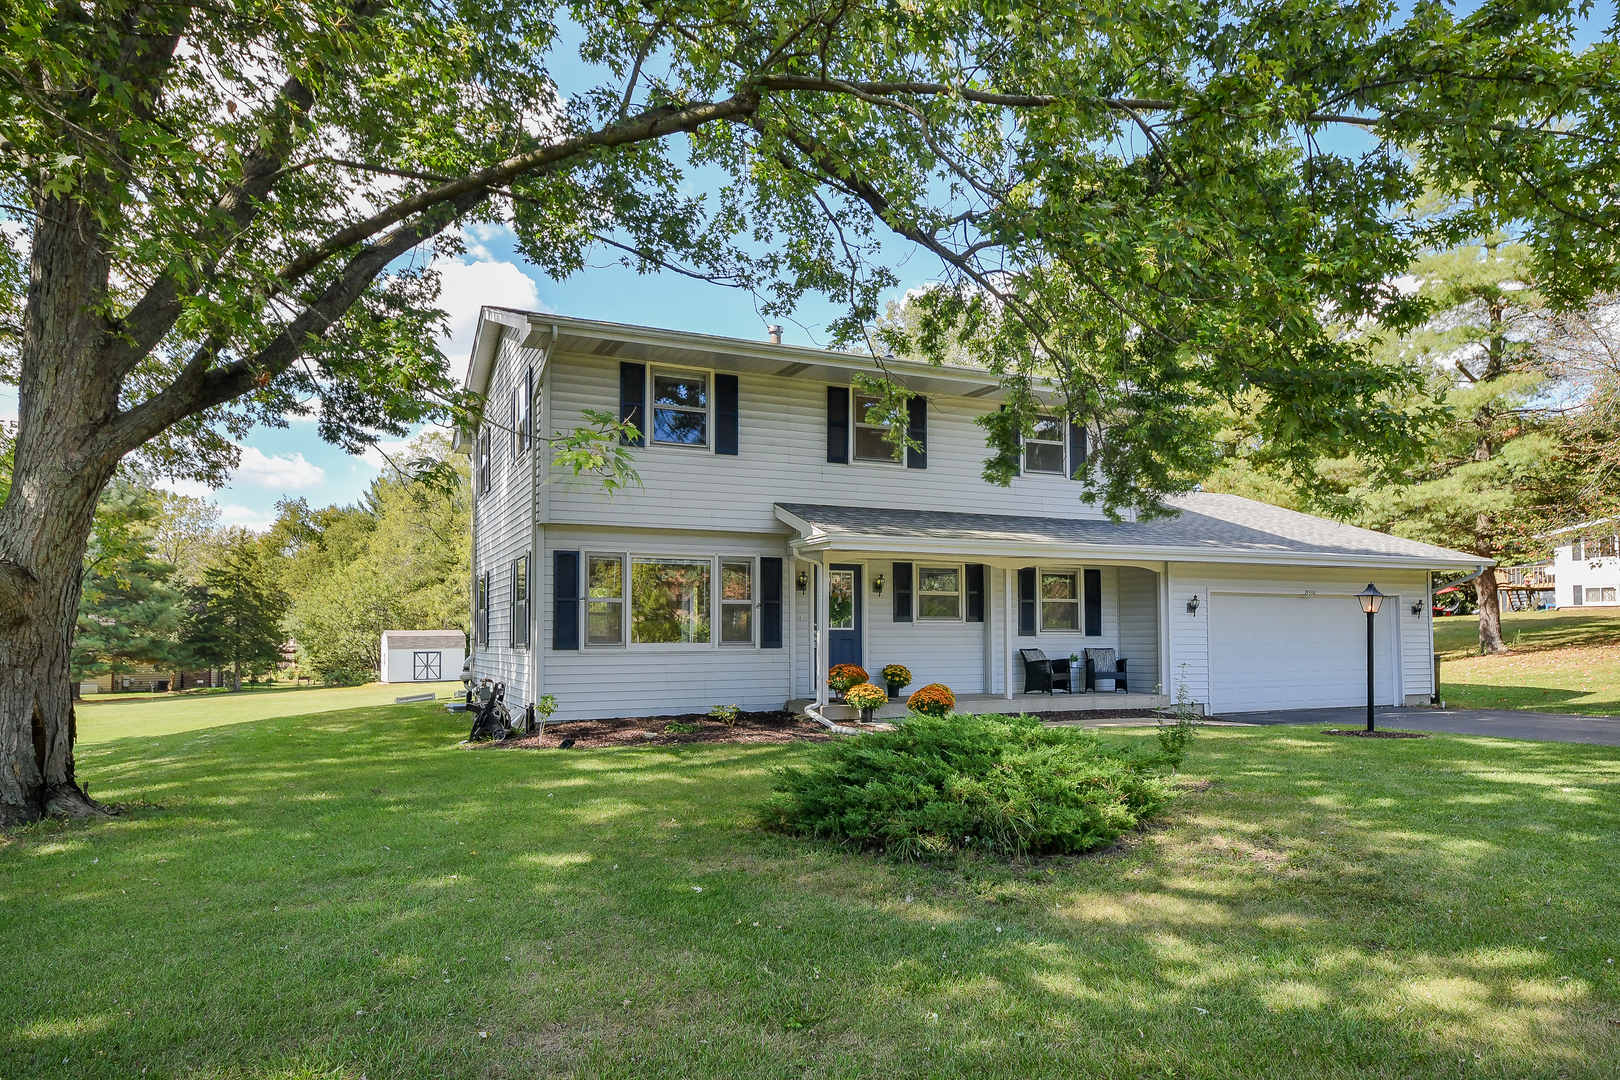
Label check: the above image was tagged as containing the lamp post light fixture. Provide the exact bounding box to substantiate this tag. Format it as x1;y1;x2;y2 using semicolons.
1355;584;1387;732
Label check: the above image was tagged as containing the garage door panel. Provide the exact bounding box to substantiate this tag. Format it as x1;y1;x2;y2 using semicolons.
1210;594;1396;712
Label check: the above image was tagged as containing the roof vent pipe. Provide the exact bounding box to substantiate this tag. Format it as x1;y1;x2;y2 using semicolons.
767;324;783;344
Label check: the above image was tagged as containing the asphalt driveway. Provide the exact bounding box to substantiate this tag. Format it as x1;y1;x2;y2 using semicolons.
1219;706;1620;746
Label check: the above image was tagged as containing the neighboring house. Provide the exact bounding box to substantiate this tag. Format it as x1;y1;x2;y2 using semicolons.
379;630;467;684
456;309;1487;720
1549;520;1620;607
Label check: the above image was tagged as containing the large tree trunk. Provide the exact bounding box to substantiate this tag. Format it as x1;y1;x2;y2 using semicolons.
0;195;124;826
1474;514;1506;655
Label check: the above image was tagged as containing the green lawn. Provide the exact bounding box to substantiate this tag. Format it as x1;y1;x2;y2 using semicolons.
4;705;1618;1078
1436;608;1620;716
74;681;464;745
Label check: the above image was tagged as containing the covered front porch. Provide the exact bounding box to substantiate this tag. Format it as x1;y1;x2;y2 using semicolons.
776;503;1172;713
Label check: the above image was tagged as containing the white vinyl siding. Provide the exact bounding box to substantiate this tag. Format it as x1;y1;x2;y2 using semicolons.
539;351;1117;534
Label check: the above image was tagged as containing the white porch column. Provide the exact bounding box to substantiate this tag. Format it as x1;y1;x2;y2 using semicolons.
1003;565;1015;700
816;563;830;709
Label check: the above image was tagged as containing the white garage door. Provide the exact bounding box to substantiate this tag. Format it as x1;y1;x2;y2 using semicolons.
1209;593;1398;712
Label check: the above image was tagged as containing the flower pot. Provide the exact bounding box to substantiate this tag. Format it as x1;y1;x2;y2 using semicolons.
860;706;875;722
887;682;906;700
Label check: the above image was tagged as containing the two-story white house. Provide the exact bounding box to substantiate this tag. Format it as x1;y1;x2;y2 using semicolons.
457;308;1486;721
1550;520;1619;607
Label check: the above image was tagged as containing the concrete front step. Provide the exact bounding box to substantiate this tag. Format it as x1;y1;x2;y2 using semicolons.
788;691;1175;722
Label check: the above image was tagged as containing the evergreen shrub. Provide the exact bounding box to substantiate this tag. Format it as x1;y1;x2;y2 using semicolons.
761;713;1178;858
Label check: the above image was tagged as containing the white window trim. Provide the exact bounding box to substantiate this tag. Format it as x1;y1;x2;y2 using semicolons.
850;391;906;467
1023;414;1068;476
916;564;965;622
583;551;628;648
648;365;713;451
1035;566;1082;634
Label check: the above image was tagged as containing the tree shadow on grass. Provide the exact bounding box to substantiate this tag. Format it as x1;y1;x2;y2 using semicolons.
5;715;1619;1079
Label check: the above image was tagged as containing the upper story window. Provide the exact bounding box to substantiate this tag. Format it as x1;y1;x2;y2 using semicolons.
1024;415;1066;474
651;369;709;447
476;428;491;494
1595;535;1618;559
854;394;900;464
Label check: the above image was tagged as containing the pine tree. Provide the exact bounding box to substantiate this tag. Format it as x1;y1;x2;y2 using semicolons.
71;480;186;692
183;532;288;692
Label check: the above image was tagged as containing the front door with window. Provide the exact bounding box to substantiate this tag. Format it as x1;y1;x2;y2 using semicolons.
412;651;442;681
828;565;862;668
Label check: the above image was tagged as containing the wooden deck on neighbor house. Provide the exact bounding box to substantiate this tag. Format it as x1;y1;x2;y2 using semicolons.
791;691;1175;722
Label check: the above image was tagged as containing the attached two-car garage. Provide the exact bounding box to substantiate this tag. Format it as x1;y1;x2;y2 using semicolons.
1208;592;1400;713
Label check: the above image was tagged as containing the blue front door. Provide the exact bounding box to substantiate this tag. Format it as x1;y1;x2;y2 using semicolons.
828;564;862;668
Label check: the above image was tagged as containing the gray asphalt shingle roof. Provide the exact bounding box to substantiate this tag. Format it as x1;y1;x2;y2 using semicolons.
775;493;1482;567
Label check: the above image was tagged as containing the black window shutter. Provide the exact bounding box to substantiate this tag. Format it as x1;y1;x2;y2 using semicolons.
619;362;646;446
892;562;913;622
553;550;579;650
906;397;928;469
1070;421;1088;479
759;557;783;648
826;386;849;463
1084;568;1102;636
1018;567;1037;636
966;564;985;622
715;373;739;455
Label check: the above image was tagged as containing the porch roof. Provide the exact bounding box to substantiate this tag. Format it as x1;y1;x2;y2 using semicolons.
775;494;1486;570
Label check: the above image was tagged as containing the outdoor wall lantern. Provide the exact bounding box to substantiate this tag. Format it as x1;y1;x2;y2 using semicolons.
1185;594;1200;616
1411;601;1423;616
1355;584;1387;732
796;570;808;593
872;572;885;596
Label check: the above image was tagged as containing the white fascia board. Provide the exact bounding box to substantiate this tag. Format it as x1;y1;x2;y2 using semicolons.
516;311;1015;398
777;522;1488;572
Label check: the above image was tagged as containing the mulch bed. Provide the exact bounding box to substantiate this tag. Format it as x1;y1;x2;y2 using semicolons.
1321;729;1430;739
489;710;830;749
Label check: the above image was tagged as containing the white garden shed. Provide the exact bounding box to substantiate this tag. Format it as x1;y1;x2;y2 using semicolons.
380;630;466;684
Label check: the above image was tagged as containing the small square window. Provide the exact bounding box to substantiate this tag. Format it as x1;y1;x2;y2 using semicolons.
1602;587;1618;602
652;371;708;446
918;566;961;619
1040;572;1079;631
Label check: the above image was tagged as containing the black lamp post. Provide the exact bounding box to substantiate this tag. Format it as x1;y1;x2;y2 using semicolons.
1355;584;1387;732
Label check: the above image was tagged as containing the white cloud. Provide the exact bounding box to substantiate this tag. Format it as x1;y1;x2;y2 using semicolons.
217;505;275;533
434;243;543;361
357;438;417;471
154;476;215;499
233;447;326;489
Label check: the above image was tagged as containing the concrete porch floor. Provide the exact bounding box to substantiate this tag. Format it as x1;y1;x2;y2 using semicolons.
791;690;1171;722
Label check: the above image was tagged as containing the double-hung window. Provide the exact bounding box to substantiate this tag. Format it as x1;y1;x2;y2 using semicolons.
631;558;711;643
519;367;533;453
1598;535;1619;559
651;369;709;447
720;560;754;644
510;554;530;647
1024;415;1066;474
476;428;490;494
475;570;490;646
918;566;961;619
586;555;624;645
854;394;900;463
1040;571;1079;630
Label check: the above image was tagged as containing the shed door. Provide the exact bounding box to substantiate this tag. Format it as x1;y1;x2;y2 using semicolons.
412;651;442;681
1209;593;1397;712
